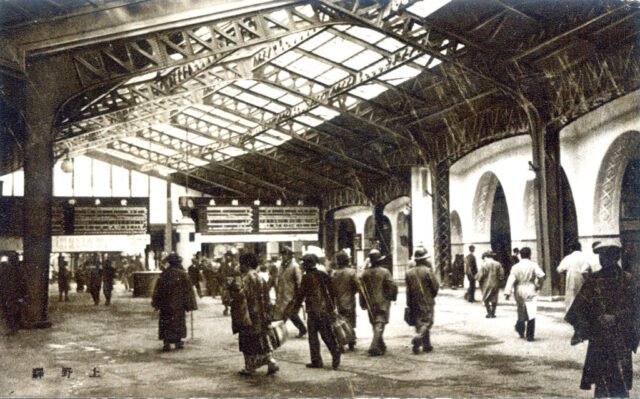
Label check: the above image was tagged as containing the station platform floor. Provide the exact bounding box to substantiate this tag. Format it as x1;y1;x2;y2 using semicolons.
1;282;638;398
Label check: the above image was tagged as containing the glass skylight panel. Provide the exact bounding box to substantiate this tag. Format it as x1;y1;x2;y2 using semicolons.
272;51;302;68
294;4;316;18
264;102;286;113
249;83;287;99
348;83;387;100
294;114;324;127
379;65;422;85
376;37;405;52
406;0;451;18
287;56;332;78
102;149;146;165
266;129;291;142
298;30;335;52
314;36;363;63
219;147;247;157
310;106;340;120
343;50;383;70
187;158;210;167
345;26;386;44
219;86;242;97
234;79;257;89
278;93;302;105
236;91;270;107
315;68;350;85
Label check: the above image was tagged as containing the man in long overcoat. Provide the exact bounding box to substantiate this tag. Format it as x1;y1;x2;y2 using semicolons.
505;247;545;341
359;249;393;356
405;248;439;354
102;255;117;306
274;246;307;337
565;239;640;398
152;253;198;352
57;254;70;302
188;256;202;298
464;245;478;302
331;250;358;350
476;251;504;318
219;251;239;316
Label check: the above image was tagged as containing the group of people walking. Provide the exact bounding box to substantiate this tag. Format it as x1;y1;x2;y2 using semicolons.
57;254;118;305
149;239;638;398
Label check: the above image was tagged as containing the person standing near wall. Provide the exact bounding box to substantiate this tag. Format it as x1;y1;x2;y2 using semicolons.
475;251;504;318
464;245;478;303
0;253;25;335
504;247;545;341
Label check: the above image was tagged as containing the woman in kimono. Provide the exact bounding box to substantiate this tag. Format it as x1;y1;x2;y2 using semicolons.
230;252;278;376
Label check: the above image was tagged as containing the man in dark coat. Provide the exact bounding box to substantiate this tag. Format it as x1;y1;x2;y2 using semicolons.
87;256;102;305
405;248;439;354
291;253;341;370
219;251;239;316
102;255;117;306
152;253;198;352
57;254;70;302
331;250;358;350
359;249;394;356
464;245;478;303
565;239;640;398
188;256;202;298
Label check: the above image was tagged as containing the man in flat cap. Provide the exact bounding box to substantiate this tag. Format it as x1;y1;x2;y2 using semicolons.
476;251;504;318
405;248;439;354
152;253;197;352
274;245;307;338
565;238;640;398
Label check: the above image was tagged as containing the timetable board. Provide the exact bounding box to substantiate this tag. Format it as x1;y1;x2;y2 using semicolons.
204;206;253;233
73;206;148;235
258;207;319;232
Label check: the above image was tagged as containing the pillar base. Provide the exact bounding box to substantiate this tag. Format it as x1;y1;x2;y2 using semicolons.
22;320;53;329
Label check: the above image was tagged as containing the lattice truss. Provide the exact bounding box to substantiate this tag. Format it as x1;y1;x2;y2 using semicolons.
45;0;640;202
51;0;471;201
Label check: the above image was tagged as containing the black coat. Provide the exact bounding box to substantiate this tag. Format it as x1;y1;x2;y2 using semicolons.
152;266;198;341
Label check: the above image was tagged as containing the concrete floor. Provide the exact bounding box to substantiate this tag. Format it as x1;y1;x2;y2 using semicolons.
1;282;638;398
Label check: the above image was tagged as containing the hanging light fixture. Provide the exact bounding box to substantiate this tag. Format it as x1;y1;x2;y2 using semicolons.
60;149;73;174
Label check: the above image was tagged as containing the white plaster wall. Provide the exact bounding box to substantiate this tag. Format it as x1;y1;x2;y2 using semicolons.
383;196;411;274
450;135;534;248
560;89;640;239
411;167;434;255
334;205;374;267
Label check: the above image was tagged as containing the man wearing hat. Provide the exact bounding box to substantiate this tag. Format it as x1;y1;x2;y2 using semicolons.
505;247;545;341
405;248;439;354
475;251;505;318
359;248;394;356
152;253;198;352
218;250;239;316
290;253;341;369
565;238;640;398
274;245;307;338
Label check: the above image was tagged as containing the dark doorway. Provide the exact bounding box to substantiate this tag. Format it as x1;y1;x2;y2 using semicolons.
490;182;511;285
558;168;579;295
620;158;640;278
336;219;356;257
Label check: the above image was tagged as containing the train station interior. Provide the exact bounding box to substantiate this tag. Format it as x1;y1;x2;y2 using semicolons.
0;0;639;397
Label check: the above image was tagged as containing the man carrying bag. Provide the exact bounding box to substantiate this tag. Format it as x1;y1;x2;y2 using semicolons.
405;248;439;354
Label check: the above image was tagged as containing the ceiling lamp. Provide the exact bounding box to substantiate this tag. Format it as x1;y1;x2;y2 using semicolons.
60;149;73;174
